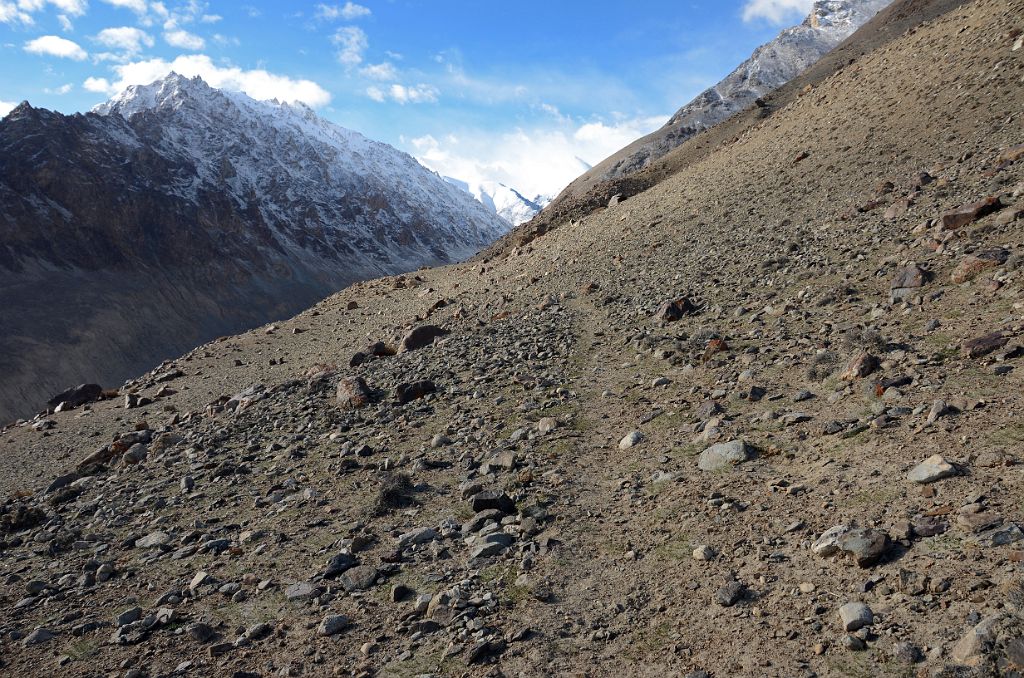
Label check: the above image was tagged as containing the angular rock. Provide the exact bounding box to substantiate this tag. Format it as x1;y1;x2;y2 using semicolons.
890;264;928;302
840;350;878;380
962;332;1008;359
836;528;890;567
469;490;516;515
952;615;1002;666
838;602;873;631
907;455;957;483
47;383;103;410
324;553;357;578
655;297;698;322
715;580;745;607
938;196;1001;230
698;440;753;471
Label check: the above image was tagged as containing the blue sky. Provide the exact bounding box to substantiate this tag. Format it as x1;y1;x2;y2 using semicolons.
0;0;817;197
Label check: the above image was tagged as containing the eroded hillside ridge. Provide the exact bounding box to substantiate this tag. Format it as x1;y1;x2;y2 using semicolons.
0;0;1022;677
0;74;510;423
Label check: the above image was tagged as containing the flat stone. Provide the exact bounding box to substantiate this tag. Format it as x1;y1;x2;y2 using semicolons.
116;606;143;627
951;615;1002;666
838;602;873;631
284;582;316;601
339;565;379;592
962;332;1008;359
398;527;439;547
907;455;957;483
698;440;752;471
22;628;56;646
135;531;171;549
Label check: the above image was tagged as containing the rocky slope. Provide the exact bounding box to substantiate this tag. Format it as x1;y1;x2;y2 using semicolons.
0;74;509;424
0;0;1022;676
548;0;893;209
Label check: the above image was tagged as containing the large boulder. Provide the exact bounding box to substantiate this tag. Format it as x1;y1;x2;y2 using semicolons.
336;377;371;410
399;326;448;352
47;384;103;410
697;440;753;471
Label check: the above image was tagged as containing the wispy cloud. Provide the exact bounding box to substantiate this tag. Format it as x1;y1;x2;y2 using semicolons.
316;2;370;21
366;83;438;105
100;0;148;14
331;25;366;66
359;61;397;81
164;28;204;50
24;34;88;60
741;0;812;24
95;26;154;53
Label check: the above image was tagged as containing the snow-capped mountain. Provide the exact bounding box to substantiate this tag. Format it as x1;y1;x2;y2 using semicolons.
600;0;893;179
0;73;510;422
444;177;550;226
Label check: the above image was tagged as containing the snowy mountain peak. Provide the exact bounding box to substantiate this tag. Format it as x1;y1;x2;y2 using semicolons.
444;177;550;226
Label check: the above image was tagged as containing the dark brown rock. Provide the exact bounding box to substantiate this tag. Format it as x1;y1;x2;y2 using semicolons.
395;380;436;404
655;298;698;322
962;332;1008;359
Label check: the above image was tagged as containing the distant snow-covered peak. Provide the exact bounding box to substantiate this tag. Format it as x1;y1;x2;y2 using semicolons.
445;177;549;226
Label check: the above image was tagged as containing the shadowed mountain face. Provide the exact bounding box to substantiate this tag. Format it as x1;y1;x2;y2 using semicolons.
0;74;509;423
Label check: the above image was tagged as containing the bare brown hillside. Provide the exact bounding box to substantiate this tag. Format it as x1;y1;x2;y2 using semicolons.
0;0;1022;676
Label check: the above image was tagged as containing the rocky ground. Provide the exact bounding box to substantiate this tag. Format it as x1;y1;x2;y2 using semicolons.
1;0;1024;676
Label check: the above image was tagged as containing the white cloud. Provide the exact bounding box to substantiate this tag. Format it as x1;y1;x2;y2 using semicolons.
0;2;34;25
331;25;366;66
388;83;438;104
57;13;71;29
741;0;813;23
359;61;396;81
100;0;147;14
164;28;204;50
97;54;331;107
199;13;219;23
17;0;87;16
95;26;153;53
316;2;370;21
410;114;666;199
24;34;88;59
83;75;112;92
0;99;18;116
45;82;73;93
366;83;438;105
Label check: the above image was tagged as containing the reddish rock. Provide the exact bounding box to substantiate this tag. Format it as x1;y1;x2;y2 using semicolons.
996;143;1024;166
655;297;698;322
840;350;878;380
336;377;371;410
951;248;1008;284
938;196;1002;230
